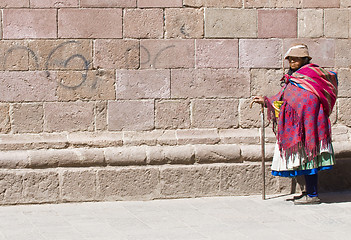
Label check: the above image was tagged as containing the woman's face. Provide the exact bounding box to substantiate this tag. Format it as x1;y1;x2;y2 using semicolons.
288;57;305;70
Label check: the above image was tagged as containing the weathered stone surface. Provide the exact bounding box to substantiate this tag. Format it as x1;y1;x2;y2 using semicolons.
155;100;190;130
58;8;122;38
0;40;30;71
108;100;154;131
337;69;351;98
195;144;241;164
95;101;108;131
319;158;351;192
239;99;263;129
80;0;136;7
332;125;350;142
0;150;29;169
61;170;96;202
250;69;284;97
0;0;29;8
97;167;159;200
31;0;78;7
3;9;57;39
105;146;147;166
44;102;95;132
28;39;92;71
0;71;58;102
219;129;260;145
160;165;220;198
22;171;60;203
302;0;340;8
240;144;275;162
156;130;178;146
195;39;238;69
12;104;44;133
258;9;297;38
94;40;139;69
116;70;170;99
239;39;282;68
283;39;335;68
245;0;301;8
333;141;351;159
147;145;195;165
165;8;204;39
137;0;182;7
338;98;351;127
184;0;242;7
341;0;351;7
205;9;257;38
124;9;163;39
57;70;116;101
298;9;323;38
171;68;250;98
324;9;349;38
140;39;195;69
176;129;220;145
192;99;239;129
28;148;105;168
123;130;164;146
68;132;123;148
0;104;10;134
335;40;351;68
0;171;23;204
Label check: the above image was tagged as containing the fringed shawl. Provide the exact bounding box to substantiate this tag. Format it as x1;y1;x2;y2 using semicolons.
265;64;338;160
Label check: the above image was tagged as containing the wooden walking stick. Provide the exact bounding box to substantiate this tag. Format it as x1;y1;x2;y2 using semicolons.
250;101;266;200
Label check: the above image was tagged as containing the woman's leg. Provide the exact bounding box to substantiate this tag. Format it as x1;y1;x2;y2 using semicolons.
305;173;318;197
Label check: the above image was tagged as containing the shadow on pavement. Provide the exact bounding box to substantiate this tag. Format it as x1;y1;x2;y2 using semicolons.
319;191;351;203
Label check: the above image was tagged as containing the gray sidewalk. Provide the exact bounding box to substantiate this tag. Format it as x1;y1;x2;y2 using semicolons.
1;192;351;240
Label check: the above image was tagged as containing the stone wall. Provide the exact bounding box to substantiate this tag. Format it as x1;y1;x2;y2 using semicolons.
0;0;351;204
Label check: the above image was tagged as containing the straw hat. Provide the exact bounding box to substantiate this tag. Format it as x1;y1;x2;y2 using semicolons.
284;44;312;60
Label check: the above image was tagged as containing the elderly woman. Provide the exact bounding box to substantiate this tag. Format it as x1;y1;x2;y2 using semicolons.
252;44;338;205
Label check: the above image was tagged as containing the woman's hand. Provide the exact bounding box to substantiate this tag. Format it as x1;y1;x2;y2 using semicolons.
251;96;265;106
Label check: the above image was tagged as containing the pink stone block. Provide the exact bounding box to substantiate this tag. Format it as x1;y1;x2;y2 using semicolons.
0;71;58;102
137;0;182;7
258;9;297;38
44;102;95;132
302;0;340;8
58;9;122;38
80;0;136;7
108;100;154;131
283;39;335;68
0;0;29;8
3;9;57;39
141;40;195;69
196;39;238;68
116;69;171;99
30;0;78;7
239;39;282;68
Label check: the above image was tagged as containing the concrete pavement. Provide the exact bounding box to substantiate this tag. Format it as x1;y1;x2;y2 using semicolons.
1;191;351;240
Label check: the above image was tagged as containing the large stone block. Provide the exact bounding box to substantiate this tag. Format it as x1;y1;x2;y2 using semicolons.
302;0;340;8
140;39;195;69
205;9;257;38
160;165;220;198
239;99;262;129
250;69;284;97
324;9;349;38
12;103;44;133
95;101;108;131
0;104;10;134
155;100;190;129
137;0;182;7
176;129;220;145
338;98;351;126
319;158;351;192
28;39;93;70
123;130;165;146
240;144;275;162
335;40;351;68
258;9;297;38
0;40;30;71
194;144;241;164
283;39;335;68
67;132;123;148
22;171;60;203
184;0;242;7
0;171;23;204
191;99;239;128
80;0;136;7
108;100;154;131
58;8;122;38
147;145;195;165
97;167;160;200
57;70;116;101
239;39;282;68
219;129;260;145
94;39;139;69
171;68;250;98
124;9;163;39
116;69;170;99
61;170;97;202
165;8;204;39
0;71;58;102
3;9;57;39
30;0;78;7
44;102;95;132
195;39;238;69
0;0;29;7
298;9;323;38
341;0;351;7
105;146;147;166
244;0;301;8
337;69;351;98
